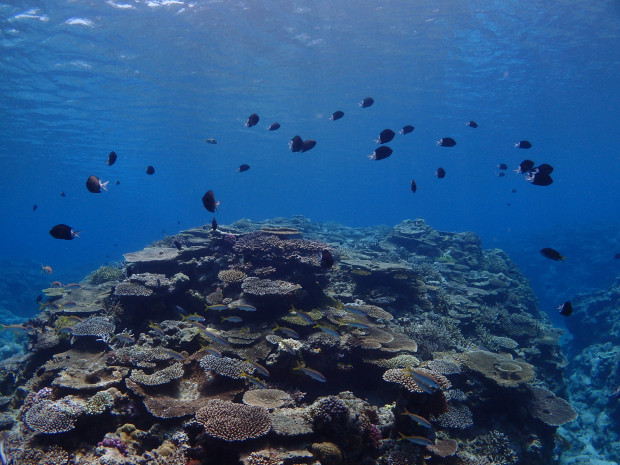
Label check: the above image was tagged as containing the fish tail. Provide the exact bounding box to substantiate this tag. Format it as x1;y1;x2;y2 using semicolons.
101;180;109;191
0;325;5;332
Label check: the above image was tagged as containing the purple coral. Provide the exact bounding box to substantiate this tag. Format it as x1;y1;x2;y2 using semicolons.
98;437;128;455
309;396;349;428
367;424;383;449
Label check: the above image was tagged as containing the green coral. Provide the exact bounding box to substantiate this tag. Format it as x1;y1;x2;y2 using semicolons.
86;263;125;285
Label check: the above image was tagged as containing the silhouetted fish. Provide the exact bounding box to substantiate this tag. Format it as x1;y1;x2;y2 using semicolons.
530;172;553;186
107;151;117;166
245;113;259;127
60;191;66;198
174;240;182;250
146;166;155;175
267;122;280;131
212;217;217;231
289;135;304;152
369;146;392;160
515;140;532;149
465;120;478;128
202;190;219;213
399;125;414;135
437;137;456;147
330;111;344;121
411;179;417;193
49;224;79;240
558;301;573;316
32;204;37;211
86;175;109;193
532;163;554;175
301;139;316;152
498;163;508;170
540;247;565;261
320;250;334;268
205;138;217;144
376;129;395;144
359;97;374;108
238;164;250;172
435;167;446;178
516;160;535;173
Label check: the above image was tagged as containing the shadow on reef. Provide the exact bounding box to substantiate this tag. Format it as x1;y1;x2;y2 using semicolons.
0;217;576;465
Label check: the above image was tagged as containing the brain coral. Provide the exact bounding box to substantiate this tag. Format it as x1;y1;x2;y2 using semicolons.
195;399;271;441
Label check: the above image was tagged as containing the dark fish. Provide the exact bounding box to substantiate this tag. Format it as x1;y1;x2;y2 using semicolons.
320;249;334;268
202;190;219;213
245;113;259;127
437;137;456;147
533;163;554;175
399;125;414;135
212;217;217;231
146;166;155;175
238;164;250;172
466;120;478;128
330;111;344;121
411;179;417;193
510;189;517;193
558;301;573;317
49;224;79;240
205;138;217;144
301;139;317;152
498;172;506;177
60;191;66;198
530;172;553;186
515;140;532;149
498;163;508;170
359;97;374;108
435;167;446;178
615;253;620;259
107;151;117;166
173;240;182;250
86;175;109;193
289;135;304;152
115;181;120;185
376;129;395;144
540;247;565;261
32;204;37;211
267;122;280;131
369;146;392;160
516;160;535;173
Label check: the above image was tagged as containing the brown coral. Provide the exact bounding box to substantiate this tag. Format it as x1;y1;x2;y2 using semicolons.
129;363;184;386
527;386;577;426
218;268;247;284
427;438;458;457
462;350;534;387
242;389;292;409
241;277;301;297
195;399;271;441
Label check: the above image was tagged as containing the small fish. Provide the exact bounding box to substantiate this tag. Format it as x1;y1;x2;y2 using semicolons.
238;164;250;172
301;139;317;152
181;313;206;323
559;301;573;317
49;224;80;240
211;218;217;231
515;160;535;174
41;265;53;274
289;306;316;325
32;204;38;211
245;359;269;377
399;125;414;135
498;172;506;177
207;304;229;311
515;140;532;149
267;122;280;131
289;135;304;152
359;97;374;108
146;165;155;175
273;323;300;339
465;120;478;128
231;304;256;312
510;188;517;193
320;249;334;268
376;129;395;144
330;111;344;121
240;371;268;389
435;167;446;179
245;113;259;127
406;368;440;392
540;248;565;261
401;409;433;428
202;329;229;346
203;346;222;357
64;315;82;324
313;324;339;338
411;179;417;193
277;337;296;354
60;191;66;197
0;323;31;334
60;302;77;309
111;332;135;345
397;432;434;446
369;146;393;161
202;190;220;213
115;180;120;185
498;163;508;170
1;430;11;465
50;281;63;287
615;253;620;259
338;319;369;329
148;321;165;338
221;315;243;323
204;138;217;144
173;240;183;250
436;137;456;147
107;151;117;166
293;363;327;382
57;326;74;335
163;348;185;360
190;321;208;331
343;304;368;317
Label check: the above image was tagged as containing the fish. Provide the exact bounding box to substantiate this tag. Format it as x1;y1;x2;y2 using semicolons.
148;321;165;338
510;188;517;193
401;409;433;428
320;249;334;268
615;253;620;259
220;316;243;323
343;304;368;317
337;319;369;329
397;432;434;446
212;218;217;231
245;359;270;377
173;240;183;251
273;323;300;339
57;326;74;335
399;125;414;135
376;129;395;144
515;140;532;149
0;323;31;334
204;138;217;144
181;313;206;323
293;363;327;382
86;175;108;193
41;265;53;274
532;163;554;175
32;204;37;211
465;120;478;128
276;337;296;354
65;283;82;288
498;163;508;170
540;248;565;261
202;329;229;346
60;191;66;197
238;164;250;172
301;139;317;152
529;172;553;186
245;113;259;127
558;301;573;317
115;181;120;185
60;302;77;309
313;324;339;338
1;430;11;465
436;137;456;147
202;346;222;357
163;348;185;360
231;304;256;312
267;122;280;131
516;160;535;174
498;172;506;177
369;146;393;161
111;332;135;345
359;97;374;108
50;281;63;287
107;151;117;166
289;306;316;325
146;165;155;175
207;304;229;311
435;167;446;179
289;135;304;152
49;224;80;240
202;190;220;213
411;179;417;193
330;111;344;121
240;371;268;389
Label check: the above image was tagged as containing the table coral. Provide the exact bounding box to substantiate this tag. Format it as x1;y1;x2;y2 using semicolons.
195;399;271;441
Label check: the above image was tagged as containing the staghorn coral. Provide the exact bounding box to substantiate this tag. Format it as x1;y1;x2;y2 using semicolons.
129;363;184;386
243;389;292;409
527;386;577;426
72;316;115;337
195;399;271;441
199;355;254;379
